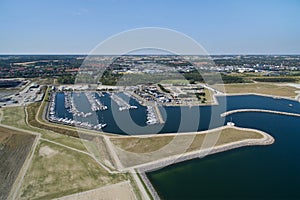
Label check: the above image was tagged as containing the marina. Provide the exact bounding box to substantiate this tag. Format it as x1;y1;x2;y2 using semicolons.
146;106;159;125
66;92;92;118
48;92;107;131
85;92;108;111
48;92;300;134
110;93;138;111
145;104;165;125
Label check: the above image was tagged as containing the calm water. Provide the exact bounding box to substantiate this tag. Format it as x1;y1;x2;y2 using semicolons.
54;92;224;134
147;107;300;199
53;92;300;199
53;93;300;134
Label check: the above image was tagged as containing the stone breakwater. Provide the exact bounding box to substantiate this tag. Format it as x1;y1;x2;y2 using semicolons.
221;109;300;118
135;127;274;200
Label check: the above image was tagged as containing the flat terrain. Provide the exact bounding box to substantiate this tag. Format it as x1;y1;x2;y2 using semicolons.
109;127;263;168
212;82;299;98
1;106;28;130
56;181;136;200
159;79;189;85
19;140;128;200
0;126;36;200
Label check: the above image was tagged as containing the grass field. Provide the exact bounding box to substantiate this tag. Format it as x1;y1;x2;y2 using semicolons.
109;127;263;168
111;136;175;153
212;82;299;98
0;126;36;200
159;79;189;85
1;106;29;130
0;106;89;152
19;140;128;200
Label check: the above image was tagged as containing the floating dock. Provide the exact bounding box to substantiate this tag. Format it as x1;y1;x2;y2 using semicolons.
146;103;165;125
110;93;137;111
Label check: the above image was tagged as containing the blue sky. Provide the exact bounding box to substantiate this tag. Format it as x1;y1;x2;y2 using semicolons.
0;0;299;54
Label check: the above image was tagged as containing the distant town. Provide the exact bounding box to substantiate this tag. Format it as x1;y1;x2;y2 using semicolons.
1;55;300;82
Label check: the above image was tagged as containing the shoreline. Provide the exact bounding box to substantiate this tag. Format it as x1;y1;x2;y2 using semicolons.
135;126;274;200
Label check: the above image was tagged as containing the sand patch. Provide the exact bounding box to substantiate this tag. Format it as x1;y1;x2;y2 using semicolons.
56;181;136;200
39;145;58;158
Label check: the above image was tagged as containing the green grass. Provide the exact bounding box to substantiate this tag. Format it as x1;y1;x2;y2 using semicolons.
159;79;189;85
212;82;299;97
1;106;29;130
27;101;80;138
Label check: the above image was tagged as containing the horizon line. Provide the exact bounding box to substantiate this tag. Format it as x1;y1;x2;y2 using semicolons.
1;53;300;56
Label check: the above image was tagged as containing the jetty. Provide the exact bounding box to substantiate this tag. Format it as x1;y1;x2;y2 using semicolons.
221;109;300;118
146;103;165;125
64;92;92;118
85;92;108;111
110;93;137;111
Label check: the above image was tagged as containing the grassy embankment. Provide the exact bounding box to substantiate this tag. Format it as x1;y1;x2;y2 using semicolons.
109;127;263;168
1;105;88;152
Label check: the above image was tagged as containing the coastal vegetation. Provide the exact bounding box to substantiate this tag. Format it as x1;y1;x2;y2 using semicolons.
159;79;189;85
212;82;299;98
252;77;297;82
57;75;75;84
157;84;170;93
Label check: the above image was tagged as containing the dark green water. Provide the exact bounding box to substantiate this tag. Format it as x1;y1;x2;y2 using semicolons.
147;112;300;199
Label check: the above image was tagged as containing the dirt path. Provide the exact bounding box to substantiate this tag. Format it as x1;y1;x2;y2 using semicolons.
103;135;124;170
